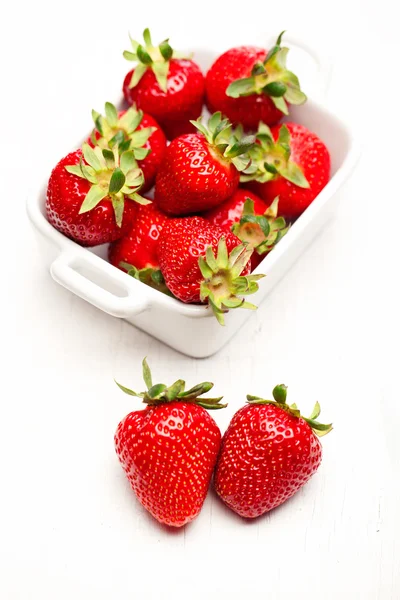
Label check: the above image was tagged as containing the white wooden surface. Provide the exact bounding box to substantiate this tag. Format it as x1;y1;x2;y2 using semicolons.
1;1;399;598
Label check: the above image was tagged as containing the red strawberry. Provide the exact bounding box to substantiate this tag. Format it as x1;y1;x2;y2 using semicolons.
205;32;306;130
89;102;166;192
115;358;226;527
214;384;332;519
204;190;289;270
155;112;255;215
242;122;331;220
123;29;205;140
46;144;149;246
203;189;268;231
108;203;170;293
157;216;264;324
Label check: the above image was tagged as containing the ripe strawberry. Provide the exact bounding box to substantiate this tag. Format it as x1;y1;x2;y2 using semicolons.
214;384;332;519
108;203;170;293
155;112;255;215
46;144;149;246
242;122;331;220
203;189;268;231
203;190;288;270
123;29;205;140
157;216;264;324
205;32;306;130
115;358;226;527
89;102;166;192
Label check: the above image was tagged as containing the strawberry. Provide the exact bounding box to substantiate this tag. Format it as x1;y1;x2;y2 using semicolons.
157;216;264;324
214;384;332;519
155;112;255;215
115;358;226;527
242;122;331;220
46;144;149;246
123;29;205;140
203;189;268;231
205;32;306;130
89;102;166;192
203;190;288;270
108;203;170;293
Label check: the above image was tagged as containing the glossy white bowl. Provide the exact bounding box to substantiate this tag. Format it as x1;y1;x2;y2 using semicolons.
27;36;360;358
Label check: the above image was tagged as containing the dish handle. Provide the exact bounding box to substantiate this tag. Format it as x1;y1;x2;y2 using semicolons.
50;250;150;318
284;34;333;103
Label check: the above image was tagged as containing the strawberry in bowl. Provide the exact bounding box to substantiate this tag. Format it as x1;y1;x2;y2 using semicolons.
89;102;166;192
157;216;264;324
46;144;149;246
205;32;306;130
242;122;331;220
203;189;289;270
204;188;268;231
155;112;255;215
123;28;205;140
109;203;170;293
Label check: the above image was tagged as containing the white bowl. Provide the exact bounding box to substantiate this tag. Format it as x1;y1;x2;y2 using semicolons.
26;37;360;358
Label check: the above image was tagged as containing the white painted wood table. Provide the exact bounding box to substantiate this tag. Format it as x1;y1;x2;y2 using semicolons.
1;1;399;598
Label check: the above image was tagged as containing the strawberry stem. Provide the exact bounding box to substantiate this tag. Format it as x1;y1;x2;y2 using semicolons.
120;262;172;295
65;143;150;226
247;385;332;437
198;238;265;325
232;197;289;255
124;28;192;93
91;102;155;159
241;123;310;188
190;112;255;172
115;358;227;409
272;384;288;404
226;31;307;115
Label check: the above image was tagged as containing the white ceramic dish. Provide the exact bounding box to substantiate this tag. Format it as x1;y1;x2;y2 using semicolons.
27;36;360;358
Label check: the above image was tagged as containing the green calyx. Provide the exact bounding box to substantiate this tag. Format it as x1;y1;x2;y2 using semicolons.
124;28;190;93
198;237;265;326
232;197;289;256
115;357;227;409
240;123;310;188
247;384;333;437
91;102;156;159
190;112;256;172
120;261;172;296
65;143;150;227
226;31;307;115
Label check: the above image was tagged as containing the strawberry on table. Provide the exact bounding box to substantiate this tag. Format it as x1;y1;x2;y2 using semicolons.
109;203;170;293
157;216;264;324
123;28;205;140
155;112;255;215
203;190;288;270
115;358;226;528
205;32;306;130
46;144;149;246
214;384;332;519
89;102;166;192
242;122;331;220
